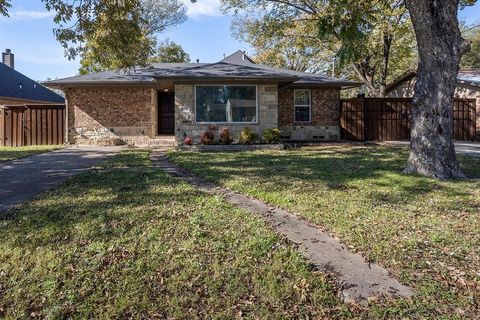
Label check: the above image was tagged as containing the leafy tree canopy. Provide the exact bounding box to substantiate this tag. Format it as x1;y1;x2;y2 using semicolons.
461;25;480;69
1;0;187;70
150;39;191;63
224;0;417;97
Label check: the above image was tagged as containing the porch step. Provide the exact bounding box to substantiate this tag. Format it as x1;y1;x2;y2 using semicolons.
149;136;175;147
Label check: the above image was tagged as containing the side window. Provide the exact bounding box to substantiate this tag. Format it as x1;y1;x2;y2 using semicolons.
294;89;311;122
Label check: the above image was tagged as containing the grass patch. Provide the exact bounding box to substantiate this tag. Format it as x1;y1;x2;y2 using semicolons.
169;145;480;319
97;148;151;168
0;149;358;319
0;146;62;163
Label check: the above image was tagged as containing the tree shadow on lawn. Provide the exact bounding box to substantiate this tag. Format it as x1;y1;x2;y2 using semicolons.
0;168;199;251
172;146;480;206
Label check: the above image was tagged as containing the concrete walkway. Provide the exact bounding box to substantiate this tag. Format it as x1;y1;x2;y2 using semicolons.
385;141;480;157
151;150;414;305
0;146;120;212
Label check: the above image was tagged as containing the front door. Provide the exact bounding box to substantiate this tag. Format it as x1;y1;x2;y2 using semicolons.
158;92;175;134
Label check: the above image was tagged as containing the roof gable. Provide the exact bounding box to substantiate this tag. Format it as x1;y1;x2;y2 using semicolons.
221;50;256;65
0;63;65;103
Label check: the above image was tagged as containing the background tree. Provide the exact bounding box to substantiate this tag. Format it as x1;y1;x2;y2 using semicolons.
461;26;480;68
231;16;335;74
150;40;191;63
225;0;417;97
1;0;187;71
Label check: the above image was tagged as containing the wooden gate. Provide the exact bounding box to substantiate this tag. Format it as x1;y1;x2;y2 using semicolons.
0;104;65;147
340;98;477;141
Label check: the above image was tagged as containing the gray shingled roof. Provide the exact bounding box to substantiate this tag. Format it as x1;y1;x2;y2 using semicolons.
457;70;480;87
0;63;65;103
44;50;361;89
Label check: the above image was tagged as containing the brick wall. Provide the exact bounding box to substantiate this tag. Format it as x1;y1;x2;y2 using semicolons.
66;87;156;144
174;84;278;144
278;87;341;140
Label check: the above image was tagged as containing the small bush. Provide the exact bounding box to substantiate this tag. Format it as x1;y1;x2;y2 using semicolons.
200;125;216;145
262;128;281;144
239;127;258;144
184;136;192;145
220;128;233;145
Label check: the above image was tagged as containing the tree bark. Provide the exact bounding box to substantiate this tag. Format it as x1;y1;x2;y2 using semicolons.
404;0;470;180
379;33;393;97
352;60;380;97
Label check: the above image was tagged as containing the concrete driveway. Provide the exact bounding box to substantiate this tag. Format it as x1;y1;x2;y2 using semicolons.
0;146;120;212
385;141;480;157
454;142;480;157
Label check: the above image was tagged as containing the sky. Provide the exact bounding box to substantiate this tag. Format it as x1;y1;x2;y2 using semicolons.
0;0;479;82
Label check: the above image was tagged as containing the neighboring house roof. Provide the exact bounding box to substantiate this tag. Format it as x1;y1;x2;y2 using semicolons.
457;69;480;87
0;62;65;103
44;50;361;89
386;69;480;93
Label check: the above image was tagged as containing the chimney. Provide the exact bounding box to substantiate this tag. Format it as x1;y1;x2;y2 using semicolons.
2;49;14;69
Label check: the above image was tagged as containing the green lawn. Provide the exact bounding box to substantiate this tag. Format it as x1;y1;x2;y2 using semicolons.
0;146;62;163
169;145;480;319
0;149;360;319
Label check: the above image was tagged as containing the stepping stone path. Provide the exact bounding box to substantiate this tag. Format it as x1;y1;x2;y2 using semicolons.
151;150;414;305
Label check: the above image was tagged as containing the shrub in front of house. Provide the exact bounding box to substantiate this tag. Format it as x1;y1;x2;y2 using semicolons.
262;128;281;144
219;128;233;145
184;135;192;145
200;125;216;145
239;127;259;144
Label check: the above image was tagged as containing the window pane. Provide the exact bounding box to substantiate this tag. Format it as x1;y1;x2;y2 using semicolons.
294;90;310;106
295;106;310;122
195;85;257;123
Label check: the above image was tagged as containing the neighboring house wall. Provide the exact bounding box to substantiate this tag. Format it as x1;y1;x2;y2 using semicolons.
174;84;278;144
385;78;415;98
386;78;480;133
455;83;480;133
66;87;157;145
0;96;62;105
278;87;341;140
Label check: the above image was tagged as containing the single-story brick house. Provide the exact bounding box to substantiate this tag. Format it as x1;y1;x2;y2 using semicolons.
386;69;480;136
45;51;360;146
1;49;65;105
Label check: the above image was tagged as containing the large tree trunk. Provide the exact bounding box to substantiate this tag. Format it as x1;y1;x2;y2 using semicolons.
404;0;470;180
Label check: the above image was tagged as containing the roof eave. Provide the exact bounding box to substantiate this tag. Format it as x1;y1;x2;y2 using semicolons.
282;80;363;89
44;76;300;88
456;79;480;88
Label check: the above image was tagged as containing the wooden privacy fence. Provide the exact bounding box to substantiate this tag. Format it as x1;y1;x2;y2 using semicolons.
340;98;477;141
0;104;65;147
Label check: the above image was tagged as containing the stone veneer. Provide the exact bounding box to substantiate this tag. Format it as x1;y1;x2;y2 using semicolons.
278;87;341;141
66;87;156;145
174;84;278;144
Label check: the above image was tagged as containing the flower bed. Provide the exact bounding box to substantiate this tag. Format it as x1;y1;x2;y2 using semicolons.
176;144;285;152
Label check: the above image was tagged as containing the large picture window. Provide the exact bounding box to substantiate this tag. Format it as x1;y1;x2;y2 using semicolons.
195;85;257;123
294;89;311;122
